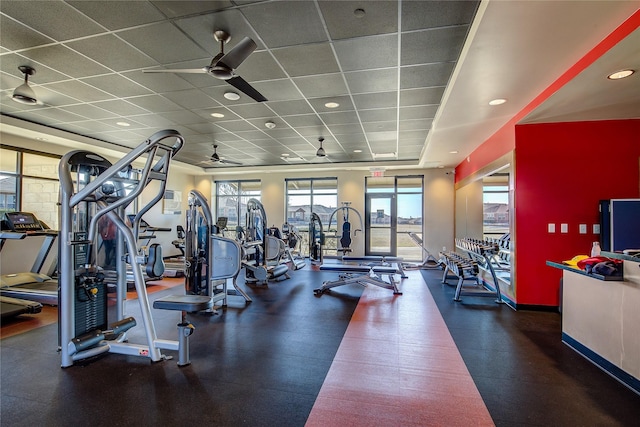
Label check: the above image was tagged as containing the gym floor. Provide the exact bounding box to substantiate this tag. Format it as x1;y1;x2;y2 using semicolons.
1;265;639;426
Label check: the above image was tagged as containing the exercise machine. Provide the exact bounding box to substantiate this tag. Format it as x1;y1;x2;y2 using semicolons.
309;213;324;265
240;198;289;284
127;214;185;278
281;223;306;270
0;231;43;318
327;202;363;257
58;129;212;368
401;232;442;270
0;211;59;305
184;189;249;306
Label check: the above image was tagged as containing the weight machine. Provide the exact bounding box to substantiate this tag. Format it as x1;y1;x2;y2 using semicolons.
58;130;211;368
327;202;363;257
184;189;249;305
309;212;324;265
241;198;289;284
281;222;306;270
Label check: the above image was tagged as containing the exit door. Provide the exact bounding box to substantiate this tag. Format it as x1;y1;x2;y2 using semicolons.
365;193;396;256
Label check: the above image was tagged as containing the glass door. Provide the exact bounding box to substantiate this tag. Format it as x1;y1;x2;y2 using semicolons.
365;193;396;256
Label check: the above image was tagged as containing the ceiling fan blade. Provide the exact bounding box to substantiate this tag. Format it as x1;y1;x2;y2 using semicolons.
226;76;267;102
220;159;242;165
218;37;257;70
142;68;208;74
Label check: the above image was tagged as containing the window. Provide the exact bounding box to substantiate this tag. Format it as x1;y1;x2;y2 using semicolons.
0;146;61;229
483;172;510;238
215;180;261;233
286;178;338;256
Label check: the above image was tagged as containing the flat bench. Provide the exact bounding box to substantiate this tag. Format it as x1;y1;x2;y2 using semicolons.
342;256;408;278
315;264;402;295
153;294;213;366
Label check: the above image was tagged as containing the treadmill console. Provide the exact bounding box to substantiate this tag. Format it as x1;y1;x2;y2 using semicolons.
3;212;44;232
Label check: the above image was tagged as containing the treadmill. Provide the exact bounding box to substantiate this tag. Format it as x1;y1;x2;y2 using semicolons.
0;212;59;306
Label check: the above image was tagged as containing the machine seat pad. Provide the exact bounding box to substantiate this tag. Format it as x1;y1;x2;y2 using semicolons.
320;265;371;273
153;294;212;312
271;264;289;278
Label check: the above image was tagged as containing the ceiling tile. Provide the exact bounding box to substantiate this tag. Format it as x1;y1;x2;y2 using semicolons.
0;0;104;41
268;100;315;116
399;87;445;106
80;74;152;98
60;104;118;120
250;79;303;102
363;121;396;133
344;68;398;94
400;63;455;89
241;1;328;48
399;105;439;120
402;1;479;31
293;74;349;98
43;80;114;103
162;88;220;110
272;43;340;77
401;27;468;66
0;15;54;51
68;1;165;30
319;1;398;40
121;70;197;93
227;103;273;119
359;108;397;123
118;22;210;65
90;99;149;117
19;45;111;78
151;1;233;18
66;35;158;72
334;34;398;72
353;92;397;109
123;95;184;114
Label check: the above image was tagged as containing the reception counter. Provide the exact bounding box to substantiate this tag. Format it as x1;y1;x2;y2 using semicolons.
547;252;640;395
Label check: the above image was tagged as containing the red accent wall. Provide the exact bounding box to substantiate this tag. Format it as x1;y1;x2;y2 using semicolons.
515;119;640;306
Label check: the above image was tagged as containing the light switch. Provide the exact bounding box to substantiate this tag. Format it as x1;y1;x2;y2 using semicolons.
579;224;587;234
548;223;556;233
561;223;568;233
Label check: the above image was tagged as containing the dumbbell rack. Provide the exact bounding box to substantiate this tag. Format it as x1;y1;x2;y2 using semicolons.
439;237;504;303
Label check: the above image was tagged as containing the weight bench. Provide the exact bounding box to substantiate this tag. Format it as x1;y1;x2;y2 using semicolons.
153;294;213;366
342;256;408;278
315;264;402;295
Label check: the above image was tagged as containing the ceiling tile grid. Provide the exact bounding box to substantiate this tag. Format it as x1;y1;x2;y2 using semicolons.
0;0;480;168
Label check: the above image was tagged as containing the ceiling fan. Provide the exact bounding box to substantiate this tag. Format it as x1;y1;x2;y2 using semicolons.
200;144;242;166
142;30;267;103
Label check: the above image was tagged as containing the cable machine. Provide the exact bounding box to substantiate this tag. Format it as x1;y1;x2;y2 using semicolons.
184;189;249;305
327;202;363;257
58;130;211;368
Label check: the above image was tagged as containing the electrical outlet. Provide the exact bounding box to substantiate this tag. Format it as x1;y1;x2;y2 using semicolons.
548;223;556;233
579;224;587;234
593;224;600;234
561;223;568;233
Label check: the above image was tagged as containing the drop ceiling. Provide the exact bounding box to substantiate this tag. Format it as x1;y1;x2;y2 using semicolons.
0;1;638;172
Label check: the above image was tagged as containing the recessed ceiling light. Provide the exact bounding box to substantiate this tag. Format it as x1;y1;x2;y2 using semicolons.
116;121;130;127
210;112;225;118
354;8;366;18
281;153;290;157
607;69;634;80
36;137;48;141
224;91;240;101
353;149;362;153
265;121;276;129
325;102;339;108
488;98;507;106
449;150;458;154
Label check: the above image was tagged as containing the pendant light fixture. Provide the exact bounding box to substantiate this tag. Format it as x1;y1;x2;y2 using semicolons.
12;66;38;105
316;137;326;157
